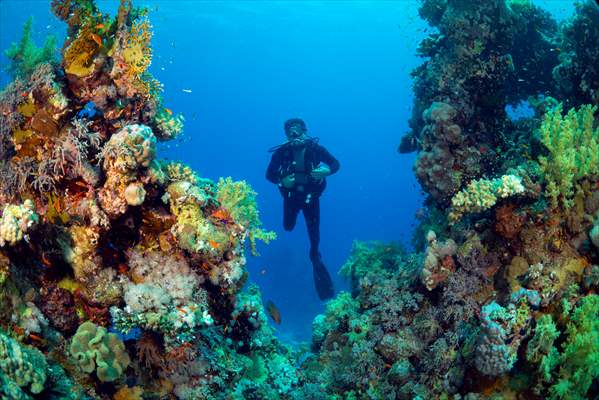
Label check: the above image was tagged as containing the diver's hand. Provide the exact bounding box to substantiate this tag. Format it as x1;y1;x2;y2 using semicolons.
281;173;295;188
310;165;331;180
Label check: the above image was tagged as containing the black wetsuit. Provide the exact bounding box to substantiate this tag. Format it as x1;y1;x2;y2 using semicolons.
266;140;340;256
266;139;340;299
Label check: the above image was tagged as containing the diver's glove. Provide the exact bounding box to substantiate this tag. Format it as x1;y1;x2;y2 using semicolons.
310;165;331;180
281;173;295;189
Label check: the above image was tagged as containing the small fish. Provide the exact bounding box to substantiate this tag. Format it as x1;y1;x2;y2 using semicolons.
95;23;104;29
164;107;173;115
90;33;103;47
176;306;188;315
265;300;281;324
208;239;220;249
182;89;192;93
260;268;267;276
211;208;230;221
28;333;44;343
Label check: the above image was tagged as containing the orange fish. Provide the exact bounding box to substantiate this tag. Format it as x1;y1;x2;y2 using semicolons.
90;33;103;47
211;208;230;221
28;333;44;343
265;300;281;324
208;240;220;249
95;23;104;29
176;306;188;315
164;107;173;115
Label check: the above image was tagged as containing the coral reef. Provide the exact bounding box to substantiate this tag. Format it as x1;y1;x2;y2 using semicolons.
1;0;597;399
302;1;599;399
0;1;291;398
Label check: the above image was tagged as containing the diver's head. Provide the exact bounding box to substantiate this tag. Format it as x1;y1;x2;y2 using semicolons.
284;118;307;146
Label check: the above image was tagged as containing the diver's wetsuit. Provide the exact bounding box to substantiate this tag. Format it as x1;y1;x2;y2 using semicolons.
266;139;340;299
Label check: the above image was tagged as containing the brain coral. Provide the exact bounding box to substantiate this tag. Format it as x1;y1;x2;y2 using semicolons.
69;321;130;382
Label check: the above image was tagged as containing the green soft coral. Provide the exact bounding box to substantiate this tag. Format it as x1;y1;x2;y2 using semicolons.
216;177;276;255
538;103;599;209
4;17;57;79
70;321;130;383
549;294;599;400
526;314;559;382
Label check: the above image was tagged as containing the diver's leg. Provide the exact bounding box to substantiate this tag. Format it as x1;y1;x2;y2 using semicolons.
304;197;334;300
303;197;321;259
283;195;300;231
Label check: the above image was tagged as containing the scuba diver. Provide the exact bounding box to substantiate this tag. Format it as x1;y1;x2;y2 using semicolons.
266;118;340;300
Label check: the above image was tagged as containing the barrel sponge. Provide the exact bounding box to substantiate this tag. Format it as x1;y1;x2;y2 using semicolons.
70;321;130;382
0;330;48;395
0;199;39;247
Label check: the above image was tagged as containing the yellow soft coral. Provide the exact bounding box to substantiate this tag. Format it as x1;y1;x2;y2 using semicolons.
538;103;599;209
216;177;276;255
122;18;152;76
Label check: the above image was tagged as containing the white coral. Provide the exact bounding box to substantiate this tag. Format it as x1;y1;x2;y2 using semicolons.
0;200;38;247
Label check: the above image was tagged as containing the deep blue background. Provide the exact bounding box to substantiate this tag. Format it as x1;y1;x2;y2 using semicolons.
0;0;575;342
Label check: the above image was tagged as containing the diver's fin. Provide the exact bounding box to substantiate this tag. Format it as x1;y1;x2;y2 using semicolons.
311;256;334;301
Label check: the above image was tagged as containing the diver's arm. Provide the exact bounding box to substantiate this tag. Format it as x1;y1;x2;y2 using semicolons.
317;145;340;174
266;151;283;184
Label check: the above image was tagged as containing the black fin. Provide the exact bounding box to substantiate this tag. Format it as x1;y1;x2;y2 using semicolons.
312;256;334;301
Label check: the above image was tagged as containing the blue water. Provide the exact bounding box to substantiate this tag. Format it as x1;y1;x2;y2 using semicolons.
0;0;575;342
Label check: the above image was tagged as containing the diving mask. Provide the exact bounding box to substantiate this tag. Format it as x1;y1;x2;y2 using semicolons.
287;126;307;146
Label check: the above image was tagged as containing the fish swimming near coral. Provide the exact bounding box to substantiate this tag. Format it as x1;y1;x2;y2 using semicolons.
89;32;103;47
265;300;281;324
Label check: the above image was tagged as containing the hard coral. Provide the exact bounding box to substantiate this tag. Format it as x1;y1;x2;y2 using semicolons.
449;174;525;222
0;330;48;395
0;199;39;247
